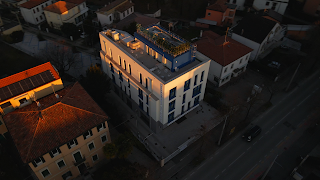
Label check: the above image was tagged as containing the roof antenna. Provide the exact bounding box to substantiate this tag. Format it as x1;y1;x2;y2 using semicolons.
31;91;41;107
51;84;60;99
224;27;229;44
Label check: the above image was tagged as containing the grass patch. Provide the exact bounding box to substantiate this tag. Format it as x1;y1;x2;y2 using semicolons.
191;155;205;167
0;41;43;77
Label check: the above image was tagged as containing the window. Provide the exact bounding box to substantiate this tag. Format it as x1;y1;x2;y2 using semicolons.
266;2;270;6
138;88;143;99
208;12;211;16
119;71;123;81
124;60;126;70
192;84;202;97
109;16;112;21
40;168;51;178
83;130;93;140
45;3;47;6
42;5;44;8
168;100;175;112
200;71;204;82
272;2;277;10
146;95;148;105
37;7;39;12
131;7;133;12
67;139;78;149
36;18;38;22
182;94;186;104
123;12;125;17
181;105;184;114
56;159;66;169
73;151;83;163
224;67;227;73
88;142;95;151
145;78;148;89
97;122;106;132
19;98;28;105
62;171;72;180
112;74;115;83
33;9;35;13
139;73;142;84
40;15;43;20
92;154;99;162
101;133;108;143
231;64;234;69
32;157;45;167
184;79;190;91
129;90;131;98
128;79;130;88
127;9;129;14
49;148;61;158
240;59;242;64
129;64;131;74
119;56;122;66
194;96;200;106
110;63;114;73
168;112;174;123
147;107;149;116
169;87;176;100
194;75;198;86
139;99;143;110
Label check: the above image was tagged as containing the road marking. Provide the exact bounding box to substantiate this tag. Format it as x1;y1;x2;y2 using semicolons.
215;175;219;179
271;126;274;129
241;164;258;180
190;172;194;176
265;131;269;134
167;165;175;171
297;94;312;107
210;156;213;160
228;152;245;167
276;140;283;146
292;107;296;111
290;130;293;133
221;141;232;151
247;147;251;151
253;142;257;146
222;169;226;173
276;112;291;125
259;136;263;140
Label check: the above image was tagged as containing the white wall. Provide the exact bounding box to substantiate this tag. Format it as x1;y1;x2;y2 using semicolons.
226;0;246;11
231;33;260;60
120;6;134;20
20;0;52;25
97;13;114;26
253;0;288;15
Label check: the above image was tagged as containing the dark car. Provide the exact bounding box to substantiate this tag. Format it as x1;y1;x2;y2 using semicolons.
242;125;261;142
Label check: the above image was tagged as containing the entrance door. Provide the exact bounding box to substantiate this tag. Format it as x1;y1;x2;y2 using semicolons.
77;163;87;175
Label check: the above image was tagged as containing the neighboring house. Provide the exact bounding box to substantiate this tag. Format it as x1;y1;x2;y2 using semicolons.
0;0;27;8
196;0;237;28
230;14;282;60
2;82;111;180
99;24;211;133
196;31;253;87
286;24;312;40
96;0;134;27
0;62;63;138
43;0;88;29
0;16;23;35
252;0;289;15
303;0;320;16
19;0;53;25
256;9;283;24
114;12;160;30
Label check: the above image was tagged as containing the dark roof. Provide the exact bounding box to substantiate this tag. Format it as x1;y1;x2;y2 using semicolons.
115;1;134;12
256;9;283;23
207;3;227;13
232;14;277;44
19;0;49;9
3;82;109;163
98;0;126;12
115;12;160;29
196;31;253;66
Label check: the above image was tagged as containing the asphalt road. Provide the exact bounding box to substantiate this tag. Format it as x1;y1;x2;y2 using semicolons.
184;71;320;180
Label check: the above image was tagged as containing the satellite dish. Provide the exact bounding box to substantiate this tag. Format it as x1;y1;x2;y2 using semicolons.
55;94;60;99
36;102;41;107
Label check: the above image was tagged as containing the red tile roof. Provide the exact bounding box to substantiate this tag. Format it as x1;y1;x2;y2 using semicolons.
207;0;227;12
43;1;77;14
115;1;134;13
98;0;126;12
19;0;49;9
196;31;253;66
3;82;109;163
0;62;60;89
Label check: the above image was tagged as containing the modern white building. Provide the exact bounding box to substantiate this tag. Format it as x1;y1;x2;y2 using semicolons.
99;24;211;133
196;31;253;87
96;0;134;27
19;0;54;25
252;0;288;15
230;14;282;60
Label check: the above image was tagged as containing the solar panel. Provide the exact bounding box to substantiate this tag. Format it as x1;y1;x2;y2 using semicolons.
0;70;56;102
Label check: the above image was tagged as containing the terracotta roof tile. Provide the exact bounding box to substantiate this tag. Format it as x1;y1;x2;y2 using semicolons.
0;62;60;89
115;1;134;13
98;0;126;12
43;1;78;14
19;0;49;9
3;82;109;163
207;0;227;12
196;31;253;66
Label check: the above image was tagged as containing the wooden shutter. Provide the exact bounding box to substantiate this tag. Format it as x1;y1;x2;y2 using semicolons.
67;142;71;149
89;130;93;136
75;138;78;145
32;161;37;168
57;147;61;154
103;122;106;128
49;151;54;158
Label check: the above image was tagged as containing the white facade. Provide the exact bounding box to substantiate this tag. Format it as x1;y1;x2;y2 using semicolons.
226;0;246;11
253;0;288;15
96;5;134;26
231;23;281;60
99;29;210;133
19;0;53;25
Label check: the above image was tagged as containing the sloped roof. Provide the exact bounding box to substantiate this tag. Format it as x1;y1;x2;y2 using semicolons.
19;0;49;9
207;0;227;12
43;1;77;14
231;13;277;44
3;82;109;163
257;9;283;23
98;0;126;12
64;0;85;4
115;0;134;13
196;31;253;66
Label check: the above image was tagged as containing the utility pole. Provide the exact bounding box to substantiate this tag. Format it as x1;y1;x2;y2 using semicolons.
218;116;228;146
286;63;301;92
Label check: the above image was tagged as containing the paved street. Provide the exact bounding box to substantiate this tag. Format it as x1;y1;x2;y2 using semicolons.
183;70;320;180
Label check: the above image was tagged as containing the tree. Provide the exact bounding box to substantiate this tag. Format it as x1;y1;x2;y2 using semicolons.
37;44;80;76
60;23;79;37
114;132;134;159
81;64;111;102
103;143;118;159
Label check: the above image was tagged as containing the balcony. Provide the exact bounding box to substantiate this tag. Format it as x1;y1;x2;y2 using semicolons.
73;155;86;166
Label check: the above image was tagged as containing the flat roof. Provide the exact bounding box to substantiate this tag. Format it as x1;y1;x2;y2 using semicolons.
101;30;204;84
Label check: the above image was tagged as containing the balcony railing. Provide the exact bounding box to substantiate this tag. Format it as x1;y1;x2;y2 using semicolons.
73;155;86;166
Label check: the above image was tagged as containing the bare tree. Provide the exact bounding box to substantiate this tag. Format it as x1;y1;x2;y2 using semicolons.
38;43;80;76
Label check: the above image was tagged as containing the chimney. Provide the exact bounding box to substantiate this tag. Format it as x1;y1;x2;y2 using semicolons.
200;30;203;38
241;29;244;35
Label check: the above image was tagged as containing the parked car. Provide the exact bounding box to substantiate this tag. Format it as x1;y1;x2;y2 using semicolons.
268;61;281;69
242;125;261;142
